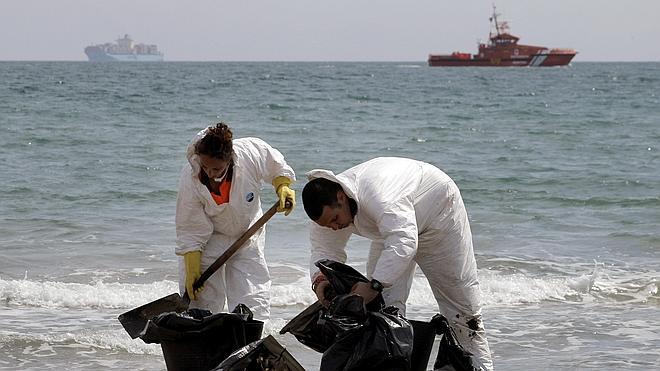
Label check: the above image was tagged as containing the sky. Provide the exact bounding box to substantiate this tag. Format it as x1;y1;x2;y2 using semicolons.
1;0;659;62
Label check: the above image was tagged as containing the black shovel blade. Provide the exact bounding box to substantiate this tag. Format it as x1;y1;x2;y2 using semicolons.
118;293;190;339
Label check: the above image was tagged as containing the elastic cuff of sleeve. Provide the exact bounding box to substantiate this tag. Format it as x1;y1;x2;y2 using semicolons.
176;248;202;257
272;175;292;191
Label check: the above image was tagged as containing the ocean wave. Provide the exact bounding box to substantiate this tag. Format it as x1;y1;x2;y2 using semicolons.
260;103;291;110
476;263;658;306
44;189;178;204
0;328;161;356
3;263;655;311
544;195;660;207
101;189;178;201
9;85;40;94
0;279;179;309
346;94;381;103
0;275;316;310
0;315;293;359
416;271;575;309
270;276;317;307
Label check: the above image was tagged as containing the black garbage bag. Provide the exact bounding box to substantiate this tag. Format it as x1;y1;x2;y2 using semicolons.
278;301;336;353
431;314;478;371
320;295;413;371
213;335;305;371
315;258;385;311
279;259;384;352
140;304;264;371
409;319;438;371
281;259;413;370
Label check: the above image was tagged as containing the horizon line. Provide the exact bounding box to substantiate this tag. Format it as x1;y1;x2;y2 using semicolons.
1;59;659;63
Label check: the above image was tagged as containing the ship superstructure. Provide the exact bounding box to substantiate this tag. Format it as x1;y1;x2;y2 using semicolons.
84;34;164;62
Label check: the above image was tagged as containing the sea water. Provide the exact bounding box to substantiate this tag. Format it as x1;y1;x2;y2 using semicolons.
0;61;658;370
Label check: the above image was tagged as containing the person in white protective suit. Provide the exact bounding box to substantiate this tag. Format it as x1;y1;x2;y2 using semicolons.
175;122;296;320
301;157;493;371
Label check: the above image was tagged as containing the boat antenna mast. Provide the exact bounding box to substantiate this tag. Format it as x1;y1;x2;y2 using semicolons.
489;4;510;38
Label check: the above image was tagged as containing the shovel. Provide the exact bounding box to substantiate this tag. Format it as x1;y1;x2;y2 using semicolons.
118;201;281;339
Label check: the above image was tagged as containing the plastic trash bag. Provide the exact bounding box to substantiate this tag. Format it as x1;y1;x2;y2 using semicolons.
320;295;413;371
409;319;437;371
140;304;263;371
431;314;478;371
281;259;413;371
316;258;385;311
278;301;335;353
213;335;304;371
279;259;385;352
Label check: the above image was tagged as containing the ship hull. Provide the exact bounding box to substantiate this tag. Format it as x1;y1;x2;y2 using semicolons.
84;46;163;62
428;51;576;67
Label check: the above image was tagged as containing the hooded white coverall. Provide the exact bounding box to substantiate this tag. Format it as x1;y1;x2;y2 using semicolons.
175;130;295;320
308;157;493;371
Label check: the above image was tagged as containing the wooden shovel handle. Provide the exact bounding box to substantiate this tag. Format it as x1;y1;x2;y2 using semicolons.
188;201;280;295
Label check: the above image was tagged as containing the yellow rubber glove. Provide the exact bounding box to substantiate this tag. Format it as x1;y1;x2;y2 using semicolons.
272;176;295;216
183;250;203;300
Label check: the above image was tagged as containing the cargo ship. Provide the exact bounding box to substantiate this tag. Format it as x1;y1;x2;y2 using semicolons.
428;6;576;67
84;34;164;62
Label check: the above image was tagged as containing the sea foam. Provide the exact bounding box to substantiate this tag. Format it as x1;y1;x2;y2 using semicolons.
2;263;654;311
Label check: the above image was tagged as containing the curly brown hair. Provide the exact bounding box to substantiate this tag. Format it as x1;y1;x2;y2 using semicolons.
195;122;233;160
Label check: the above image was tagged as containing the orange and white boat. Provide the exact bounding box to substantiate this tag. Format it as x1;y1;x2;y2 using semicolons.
428;6;577;67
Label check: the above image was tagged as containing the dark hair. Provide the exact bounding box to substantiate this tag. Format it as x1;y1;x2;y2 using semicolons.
302;178;343;221
195;122;233;160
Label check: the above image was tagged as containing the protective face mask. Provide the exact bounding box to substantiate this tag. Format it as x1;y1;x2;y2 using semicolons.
213;164;230;183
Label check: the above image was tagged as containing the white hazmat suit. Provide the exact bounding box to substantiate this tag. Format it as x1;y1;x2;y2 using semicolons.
307;157;493;370
175;130;295;320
